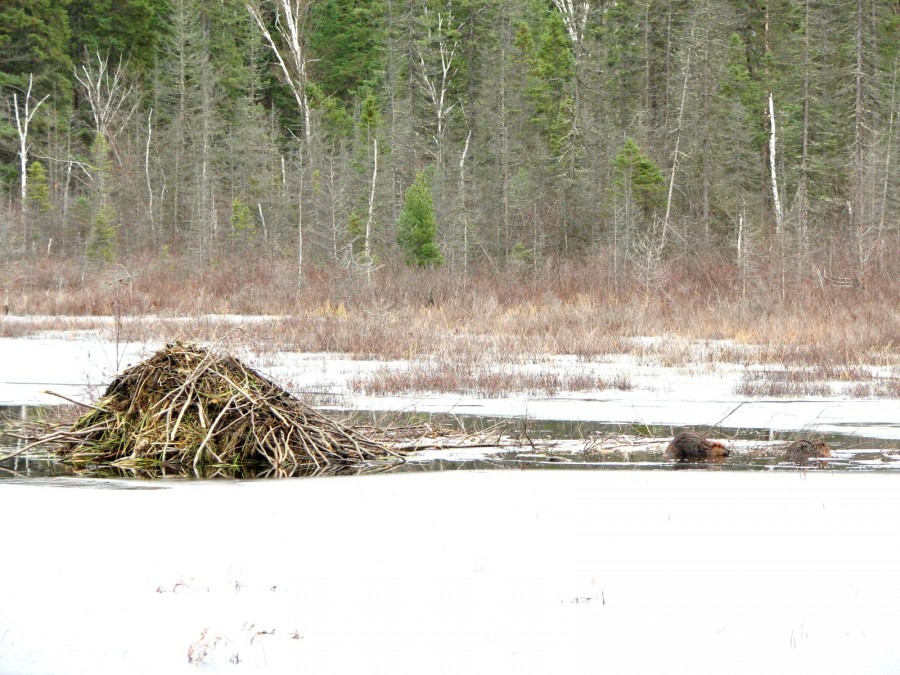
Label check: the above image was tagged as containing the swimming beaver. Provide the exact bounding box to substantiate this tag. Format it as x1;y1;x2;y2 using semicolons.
785;440;831;463
665;431;729;460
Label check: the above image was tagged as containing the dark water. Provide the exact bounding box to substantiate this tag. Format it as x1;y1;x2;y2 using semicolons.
2;405;899;481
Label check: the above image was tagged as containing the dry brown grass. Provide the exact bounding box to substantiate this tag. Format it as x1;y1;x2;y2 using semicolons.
2;248;898;400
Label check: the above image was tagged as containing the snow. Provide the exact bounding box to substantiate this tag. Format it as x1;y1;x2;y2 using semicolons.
2;327;899;673
1;332;897;439
3;470;900;674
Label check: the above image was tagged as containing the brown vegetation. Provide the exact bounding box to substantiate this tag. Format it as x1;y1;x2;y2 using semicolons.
46;343;403;472
1;250;897;399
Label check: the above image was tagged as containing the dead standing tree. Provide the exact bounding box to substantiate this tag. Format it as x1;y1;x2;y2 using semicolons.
417;3;460;170
551;0;590;47
246;0;315;281
73;52;136;154
73;53;137;212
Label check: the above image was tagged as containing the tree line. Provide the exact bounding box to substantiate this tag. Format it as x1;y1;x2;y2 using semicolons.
1;0;898;285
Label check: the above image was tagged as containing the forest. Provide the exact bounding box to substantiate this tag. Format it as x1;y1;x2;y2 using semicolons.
1;0;898;308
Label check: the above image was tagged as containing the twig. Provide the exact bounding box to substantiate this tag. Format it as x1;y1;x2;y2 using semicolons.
42;390;107;412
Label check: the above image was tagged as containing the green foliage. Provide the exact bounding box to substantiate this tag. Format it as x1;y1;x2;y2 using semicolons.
359;92;382;134
309;83;354;142
0;0;73;100
27;161;52;213
397;172;443;268
612;139;665;215
347;208;365;254
68;0;169;74
71;195;91;234
518;10;575;160
0;0;72;180
308;0;385;101
87;204;117;262
230;197;255;238
510;241;534;266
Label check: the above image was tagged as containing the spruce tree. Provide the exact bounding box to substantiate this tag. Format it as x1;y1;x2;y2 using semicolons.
397;171;443;267
613;138;665;215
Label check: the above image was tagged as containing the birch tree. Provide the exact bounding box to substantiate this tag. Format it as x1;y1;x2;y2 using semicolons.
73;52;136;146
551;0;590;47
417;3;460;168
246;0;315;280
11;75;49;212
246;0;314;145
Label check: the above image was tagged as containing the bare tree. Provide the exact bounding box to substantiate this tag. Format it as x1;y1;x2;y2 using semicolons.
246;0;314;145
768;93;783;234
365;138;378;262
74;53;137;226
417;3;460;167
11;74;50;212
662;20;694;253
247;0;315;282
551;0;590;46
73;52;136;146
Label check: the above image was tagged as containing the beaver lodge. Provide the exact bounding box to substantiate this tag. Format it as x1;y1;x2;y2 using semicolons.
50;343;403;473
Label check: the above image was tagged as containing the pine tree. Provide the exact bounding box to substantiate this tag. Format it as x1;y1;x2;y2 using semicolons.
0;0;73;185
308;0;385;102
0;0;73;97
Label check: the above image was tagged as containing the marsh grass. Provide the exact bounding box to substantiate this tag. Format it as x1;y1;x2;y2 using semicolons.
2;252;898;399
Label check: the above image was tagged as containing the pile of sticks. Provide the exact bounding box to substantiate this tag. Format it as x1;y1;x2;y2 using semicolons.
49;343;401;471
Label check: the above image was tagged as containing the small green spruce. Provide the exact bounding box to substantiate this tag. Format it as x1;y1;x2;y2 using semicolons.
86;204;118;262
397;171;443;268
27;161;53;213
612;139;665;215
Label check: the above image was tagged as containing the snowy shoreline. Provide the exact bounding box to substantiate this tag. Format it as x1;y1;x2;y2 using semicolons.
2;332;898;440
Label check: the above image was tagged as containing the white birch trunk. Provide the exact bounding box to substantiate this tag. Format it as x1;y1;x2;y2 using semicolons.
365;138;378;262
418;10;459;166
12;75;50;211
552;0;589;45
246;1;313;145
662;38;692;253
768;93;783;234
145;108;154;224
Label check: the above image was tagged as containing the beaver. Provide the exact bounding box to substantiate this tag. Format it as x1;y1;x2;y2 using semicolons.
785;440;831;463
665;431;729;460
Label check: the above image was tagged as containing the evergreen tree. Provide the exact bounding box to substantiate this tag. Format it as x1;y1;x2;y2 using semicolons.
26;160;52;213
308;0;385;102
397;171;443;267
613;138;665;215
86;203;117;262
520;9;574;160
0;0;73;97
0;0;73;184
68;0;170;73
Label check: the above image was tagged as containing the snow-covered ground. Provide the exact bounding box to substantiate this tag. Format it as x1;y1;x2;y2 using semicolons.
3;470;900;674
2;327;900;673
1;331;897;439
